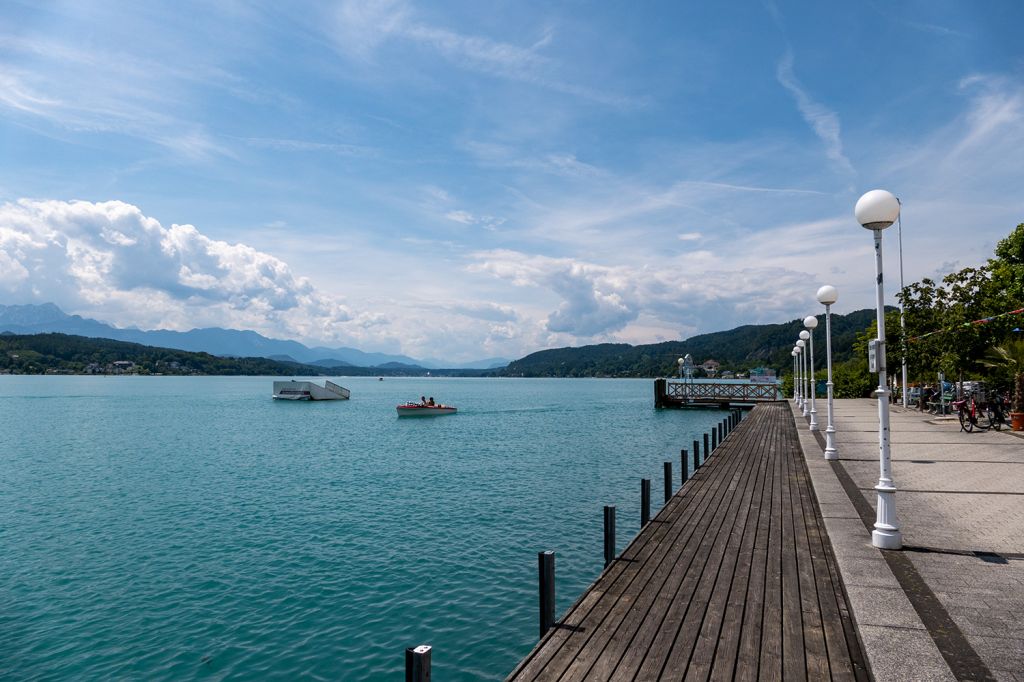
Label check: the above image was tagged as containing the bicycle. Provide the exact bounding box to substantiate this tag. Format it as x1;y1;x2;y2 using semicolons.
953;392;991;432
986;392;1009;431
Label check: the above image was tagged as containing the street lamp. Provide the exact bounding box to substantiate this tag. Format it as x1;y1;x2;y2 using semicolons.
804;316;819;431
796;339;806;414
677;357;684;379
798;331;810;417
791;349;799;402
855;189;902;550
817;285;839;459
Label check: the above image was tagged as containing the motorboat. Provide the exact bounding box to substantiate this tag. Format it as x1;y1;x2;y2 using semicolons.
273;380;350;400
396;402;457;416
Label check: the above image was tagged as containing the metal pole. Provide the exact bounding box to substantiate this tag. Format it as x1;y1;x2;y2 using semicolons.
793;354;799;402
824;303;838;460
663;462;672;503
538;551;555;638
405;645;432;682
681;449;689;484
603;506;616;568
871;230;901;550
640;479;651;526
798;348;806;417
898;204;909;407
703;433;709;462
809;326;819;431
711;428;717;452
693;439;701;468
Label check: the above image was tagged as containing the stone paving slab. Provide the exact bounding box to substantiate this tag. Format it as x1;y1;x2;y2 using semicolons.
798;398;1024;680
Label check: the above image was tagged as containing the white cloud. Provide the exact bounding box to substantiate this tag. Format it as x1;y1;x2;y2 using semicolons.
330;0;640;106
0;199;354;339
776;51;855;177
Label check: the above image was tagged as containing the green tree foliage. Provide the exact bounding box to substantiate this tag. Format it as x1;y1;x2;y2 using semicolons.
896;222;1024;386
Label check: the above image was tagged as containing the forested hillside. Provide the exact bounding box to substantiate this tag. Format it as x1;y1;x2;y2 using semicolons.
502;308;882;377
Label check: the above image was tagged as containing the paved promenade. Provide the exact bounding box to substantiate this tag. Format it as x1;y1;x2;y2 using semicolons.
793;398;1024;681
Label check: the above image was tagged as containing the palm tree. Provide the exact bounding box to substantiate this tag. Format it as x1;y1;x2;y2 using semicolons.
979;339;1024;416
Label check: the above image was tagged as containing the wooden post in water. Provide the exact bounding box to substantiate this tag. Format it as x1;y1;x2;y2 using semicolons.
693;440;701;468
703;433;709;462
641;479;651;526
718;421;724;442
711;428;717;452
538;551;555;638
681;449;689;484
405;645;431;682
663;461;672;503
603;505;616;567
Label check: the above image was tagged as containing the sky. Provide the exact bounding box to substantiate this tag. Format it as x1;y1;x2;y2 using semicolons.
1;1;1023;362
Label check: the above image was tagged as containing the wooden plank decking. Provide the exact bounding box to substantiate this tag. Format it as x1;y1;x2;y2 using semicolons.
507;402;868;681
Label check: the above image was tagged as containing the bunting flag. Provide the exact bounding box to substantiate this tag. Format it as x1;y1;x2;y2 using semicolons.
908;307;1024;342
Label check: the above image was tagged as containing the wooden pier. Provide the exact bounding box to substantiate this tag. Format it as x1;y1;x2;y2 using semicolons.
654;378;780;409
507;402;867;681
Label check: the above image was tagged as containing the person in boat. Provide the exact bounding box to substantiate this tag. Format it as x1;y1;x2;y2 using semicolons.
420;395;427;405
428;397;435;406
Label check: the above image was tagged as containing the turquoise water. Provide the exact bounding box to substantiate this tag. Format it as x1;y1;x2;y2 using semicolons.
1;376;733;680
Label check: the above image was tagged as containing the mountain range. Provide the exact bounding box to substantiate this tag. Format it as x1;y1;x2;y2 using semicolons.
0;304;509;370
502;308;882;377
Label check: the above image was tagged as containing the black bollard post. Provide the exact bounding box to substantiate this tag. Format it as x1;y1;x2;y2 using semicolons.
603;505;616;568
406;645;431;682
641;479;651;526
703;433;709;462
718;421;724;442
538;551;555;639
681;449;689;484
711;428;717;452
693;439;701;468
664;461;672;503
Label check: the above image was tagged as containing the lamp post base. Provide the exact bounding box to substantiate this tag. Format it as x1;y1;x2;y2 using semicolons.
872;485;902;550
809;409;819;431
824;426;838;460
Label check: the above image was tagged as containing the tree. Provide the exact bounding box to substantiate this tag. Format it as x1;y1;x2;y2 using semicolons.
979;339;1024;414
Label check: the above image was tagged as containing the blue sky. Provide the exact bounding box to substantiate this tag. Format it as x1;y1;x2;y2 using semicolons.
1;1;1023;361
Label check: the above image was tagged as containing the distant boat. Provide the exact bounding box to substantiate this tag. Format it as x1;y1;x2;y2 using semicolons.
396;402;457;416
273;380;351;400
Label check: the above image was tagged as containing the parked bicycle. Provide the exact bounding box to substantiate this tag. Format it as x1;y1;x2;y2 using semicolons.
953;390;1008;432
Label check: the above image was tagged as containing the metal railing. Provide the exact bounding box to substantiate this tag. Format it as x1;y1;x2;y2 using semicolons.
665;381;779;402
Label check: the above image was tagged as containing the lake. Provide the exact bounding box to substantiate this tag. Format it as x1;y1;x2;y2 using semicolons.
0;376;734;680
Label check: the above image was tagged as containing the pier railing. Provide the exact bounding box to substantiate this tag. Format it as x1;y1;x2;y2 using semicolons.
655;378;779;407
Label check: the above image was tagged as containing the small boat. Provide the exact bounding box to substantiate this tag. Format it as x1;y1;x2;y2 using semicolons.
273;380;350;400
396;402;457;416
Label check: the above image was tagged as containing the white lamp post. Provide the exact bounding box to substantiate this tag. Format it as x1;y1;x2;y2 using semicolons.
796;345;804;405
792;350;799;402
794;346;801;405
804;316;819;431
798;332;810;417
817;285;839;459
677;357;684;379
855;189;902;550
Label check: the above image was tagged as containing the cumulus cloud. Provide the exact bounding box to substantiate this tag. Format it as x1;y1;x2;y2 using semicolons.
470;249;821;340
0;199;354;340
